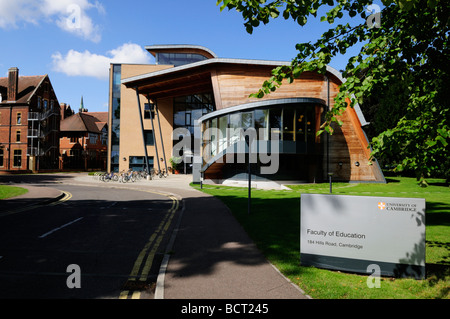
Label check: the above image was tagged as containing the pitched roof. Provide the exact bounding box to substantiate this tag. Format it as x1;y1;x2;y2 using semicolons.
0;75;46;104
60;112;108;133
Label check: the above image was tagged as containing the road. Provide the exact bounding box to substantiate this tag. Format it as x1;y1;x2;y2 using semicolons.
0;182;180;299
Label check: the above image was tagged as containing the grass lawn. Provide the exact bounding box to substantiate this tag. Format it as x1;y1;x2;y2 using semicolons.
0;185;28;200
191;177;450;299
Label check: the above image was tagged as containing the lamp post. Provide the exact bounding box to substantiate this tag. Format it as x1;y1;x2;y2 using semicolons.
328;172;334;194
245;135;251;215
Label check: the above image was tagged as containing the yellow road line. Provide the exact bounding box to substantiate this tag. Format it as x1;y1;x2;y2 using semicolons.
48;191;72;206
119;192;180;299
139;209;176;281
119;290;129;299
0;190;72;218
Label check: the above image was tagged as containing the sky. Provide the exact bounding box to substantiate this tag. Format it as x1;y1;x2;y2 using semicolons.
0;0;376;113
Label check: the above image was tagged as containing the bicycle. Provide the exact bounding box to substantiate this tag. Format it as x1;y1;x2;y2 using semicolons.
159;168;168;178
119;169;136;183
101;172;118;182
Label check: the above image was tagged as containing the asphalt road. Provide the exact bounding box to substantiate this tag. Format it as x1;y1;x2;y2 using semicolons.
0;183;179;299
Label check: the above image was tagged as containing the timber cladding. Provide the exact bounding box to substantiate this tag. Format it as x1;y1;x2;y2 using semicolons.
213;64;335;109
212;64;382;182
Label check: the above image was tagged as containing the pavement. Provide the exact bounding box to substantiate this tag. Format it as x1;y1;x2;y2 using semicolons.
0;173;310;299
0;184;65;217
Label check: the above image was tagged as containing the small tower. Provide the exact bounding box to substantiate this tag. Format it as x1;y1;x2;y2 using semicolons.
79;96;88;112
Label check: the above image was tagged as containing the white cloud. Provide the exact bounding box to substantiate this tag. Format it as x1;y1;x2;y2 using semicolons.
52;43;151;80
0;0;103;42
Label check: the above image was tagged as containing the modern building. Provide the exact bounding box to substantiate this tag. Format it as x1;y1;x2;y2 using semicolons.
59;105;108;170
108;45;385;184
0;67;60;172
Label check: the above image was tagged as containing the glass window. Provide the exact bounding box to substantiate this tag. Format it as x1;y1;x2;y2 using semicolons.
254;109;269;140
185;113;192;126
218;115;228;153
129;156;153;171
173;93;215;141
296;108;306;142
283;108;295;141
156;53;208;67
89;133;98;144
0;149;3;167
144;130;154;145
241;112;253;129
174;103;186;126
269;108;282;138
111;151;119;164
112;64;121;121
13;150;21;167
210;118;217;156
202;120;211;163
144;103;155;119
229;113;241;145
16;113;21;124
306;106;315;143
16;130;21;142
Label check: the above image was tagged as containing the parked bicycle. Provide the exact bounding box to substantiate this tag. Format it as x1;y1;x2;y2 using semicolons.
95;168;165;183
100;172;119;182
118;169;136;183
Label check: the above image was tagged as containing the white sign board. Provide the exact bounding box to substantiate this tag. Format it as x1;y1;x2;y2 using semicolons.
300;194;426;279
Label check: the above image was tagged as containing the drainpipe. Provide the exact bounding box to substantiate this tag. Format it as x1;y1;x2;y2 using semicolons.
326;75;330;180
8;105;12;170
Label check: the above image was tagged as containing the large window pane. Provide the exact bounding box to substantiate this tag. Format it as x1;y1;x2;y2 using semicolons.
296;108;306;142
218;115;228;153
241;112;253;129
283;108;295;141
229;113;241;145
13;150;22;167
173;93;215;141
306;106;315;143
210;118;217;156
144;130;154;145
173;104;186;126
254;109;269;140
269;108;282;138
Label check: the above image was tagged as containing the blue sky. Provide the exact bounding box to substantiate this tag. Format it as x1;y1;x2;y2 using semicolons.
0;0;374;113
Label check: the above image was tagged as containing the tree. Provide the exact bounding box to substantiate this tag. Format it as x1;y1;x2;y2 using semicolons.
217;0;449;185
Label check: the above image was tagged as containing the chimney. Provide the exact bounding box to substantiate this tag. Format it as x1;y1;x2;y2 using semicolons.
7;67;19;102
60;103;67;120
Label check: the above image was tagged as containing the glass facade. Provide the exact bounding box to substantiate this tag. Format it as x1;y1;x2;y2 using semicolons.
173;93;215;135
156;53;208;67
201;102;324;180
110;64;121;172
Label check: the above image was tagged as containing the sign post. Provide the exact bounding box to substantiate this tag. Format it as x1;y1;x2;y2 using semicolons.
300;194;426;279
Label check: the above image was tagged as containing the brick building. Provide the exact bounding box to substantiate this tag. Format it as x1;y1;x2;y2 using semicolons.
59;107;108;170
0;67;60;172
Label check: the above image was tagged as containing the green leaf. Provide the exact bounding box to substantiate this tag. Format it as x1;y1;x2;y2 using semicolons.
436;136;448;147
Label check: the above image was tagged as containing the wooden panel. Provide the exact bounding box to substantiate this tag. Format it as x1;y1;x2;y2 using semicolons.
214;65;329;109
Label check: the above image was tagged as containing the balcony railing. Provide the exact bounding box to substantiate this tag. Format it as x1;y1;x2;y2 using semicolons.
27;129;42;138
28;109;59;121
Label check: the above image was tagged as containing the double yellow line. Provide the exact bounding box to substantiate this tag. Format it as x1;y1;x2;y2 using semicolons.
119;192;179;299
0;190;72;218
